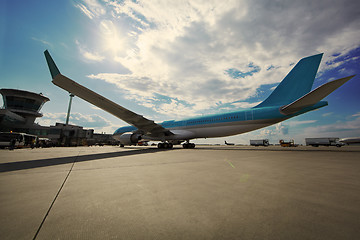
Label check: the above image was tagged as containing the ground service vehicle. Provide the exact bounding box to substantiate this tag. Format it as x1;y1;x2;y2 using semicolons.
250;139;269;146
0;132;38;149
279;139;297;147
305;138;344;147
38;138;53;148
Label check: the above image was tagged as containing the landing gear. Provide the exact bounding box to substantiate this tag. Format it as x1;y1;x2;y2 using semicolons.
183;142;195;149
157;142;173;149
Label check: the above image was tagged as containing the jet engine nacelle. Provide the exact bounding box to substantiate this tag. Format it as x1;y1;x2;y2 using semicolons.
118;132;142;145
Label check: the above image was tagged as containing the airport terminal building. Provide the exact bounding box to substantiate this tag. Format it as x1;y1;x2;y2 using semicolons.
0;88;50;135
0;88;116;146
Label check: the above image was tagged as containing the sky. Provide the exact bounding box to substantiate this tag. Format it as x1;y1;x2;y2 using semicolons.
0;0;359;145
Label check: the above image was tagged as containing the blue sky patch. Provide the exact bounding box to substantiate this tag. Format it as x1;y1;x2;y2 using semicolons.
225;62;261;79
153;93;193;107
266;65;275;71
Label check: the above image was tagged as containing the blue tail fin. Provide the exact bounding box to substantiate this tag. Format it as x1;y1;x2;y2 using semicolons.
254;53;323;108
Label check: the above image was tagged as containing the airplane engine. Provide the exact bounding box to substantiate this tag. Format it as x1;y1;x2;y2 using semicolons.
119;132;142;145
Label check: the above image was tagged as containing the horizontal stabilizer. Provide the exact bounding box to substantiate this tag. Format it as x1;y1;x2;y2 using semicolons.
281;75;355;115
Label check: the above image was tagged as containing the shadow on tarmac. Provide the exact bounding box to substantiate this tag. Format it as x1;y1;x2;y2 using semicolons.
0;148;173;173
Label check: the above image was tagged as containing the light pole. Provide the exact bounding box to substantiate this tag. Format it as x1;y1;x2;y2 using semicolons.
65;93;74;125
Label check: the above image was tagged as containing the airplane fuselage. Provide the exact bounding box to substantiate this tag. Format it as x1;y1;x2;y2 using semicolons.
113;101;328;142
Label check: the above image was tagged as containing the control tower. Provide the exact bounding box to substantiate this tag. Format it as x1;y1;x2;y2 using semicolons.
0;89;50;131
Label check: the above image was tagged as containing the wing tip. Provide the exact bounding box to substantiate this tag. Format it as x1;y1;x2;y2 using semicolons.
44;50;61;79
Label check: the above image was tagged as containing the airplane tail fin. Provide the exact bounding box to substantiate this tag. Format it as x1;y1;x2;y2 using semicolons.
254;53;323;108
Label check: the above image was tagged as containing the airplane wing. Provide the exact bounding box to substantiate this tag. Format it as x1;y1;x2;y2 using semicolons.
44;50;171;137
280;75;355;115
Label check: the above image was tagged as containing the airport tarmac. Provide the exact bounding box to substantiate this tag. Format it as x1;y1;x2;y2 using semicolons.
1;145;359;240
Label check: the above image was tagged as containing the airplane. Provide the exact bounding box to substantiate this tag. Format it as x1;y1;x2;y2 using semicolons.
224;141;235;146
44;50;355;149
339;137;360;145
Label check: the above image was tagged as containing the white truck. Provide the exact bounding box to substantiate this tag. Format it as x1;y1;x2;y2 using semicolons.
305;138;345;147
250;139;269;146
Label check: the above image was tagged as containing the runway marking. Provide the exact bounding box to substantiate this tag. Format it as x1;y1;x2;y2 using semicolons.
224;158;235;168
240;174;250;182
32;149;81;240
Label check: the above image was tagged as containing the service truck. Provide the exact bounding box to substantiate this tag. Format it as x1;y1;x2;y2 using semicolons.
305;138;345;147
250;139;269;146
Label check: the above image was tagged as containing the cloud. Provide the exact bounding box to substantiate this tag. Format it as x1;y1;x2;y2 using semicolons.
156;99;195;119
31;37;52;47
72;0;360;118
69;112;111;128
287;120;317;126
82;51;105;61
295;115;360;141
255;120;318;140
37;113;66;126
74;3;95;19
352;112;360;117
321;54;360;76
322;112;333;117
276;122;289;135
230;101;261;109
74;0;106;19
75;40;105;62
254;122;289;139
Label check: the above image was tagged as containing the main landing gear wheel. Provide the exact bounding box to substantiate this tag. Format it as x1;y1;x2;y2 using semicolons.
183;143;195;149
157;142;173;149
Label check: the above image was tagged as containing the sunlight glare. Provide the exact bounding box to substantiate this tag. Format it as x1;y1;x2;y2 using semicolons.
101;20;124;56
